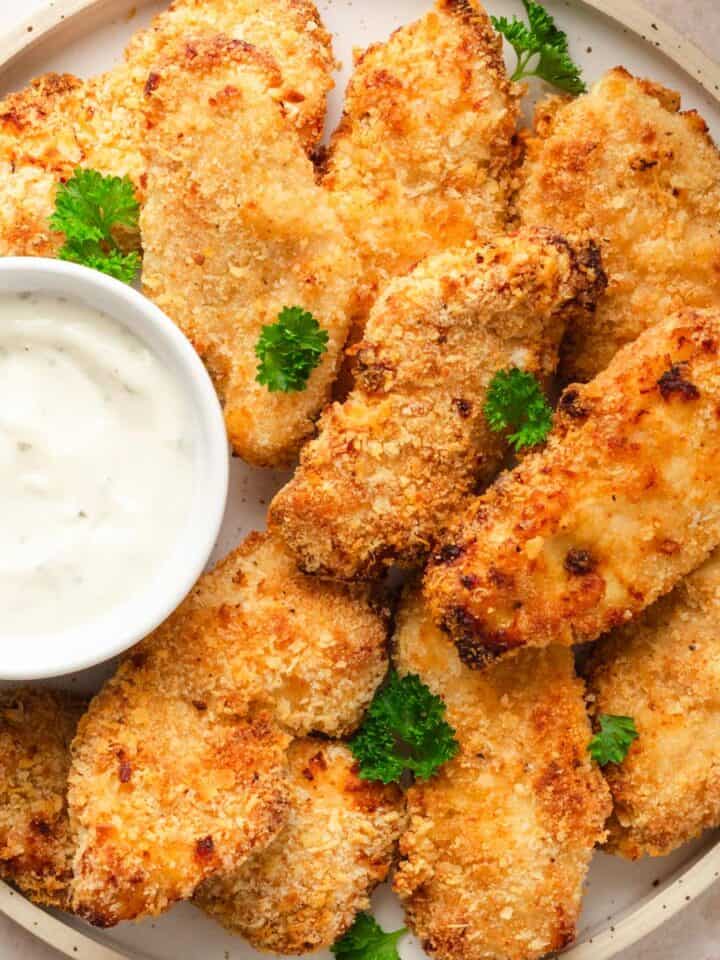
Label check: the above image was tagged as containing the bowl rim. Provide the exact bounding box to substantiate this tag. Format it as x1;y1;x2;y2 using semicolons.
0;256;229;680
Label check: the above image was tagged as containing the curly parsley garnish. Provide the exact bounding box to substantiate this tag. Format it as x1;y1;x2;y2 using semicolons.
50;169;141;283
484;367;553;452
255;306;329;393
492;0;586;95
589;714;639;766
350;671;459;784
332;914;406;960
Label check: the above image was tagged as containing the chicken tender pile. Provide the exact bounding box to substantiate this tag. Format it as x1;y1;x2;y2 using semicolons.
518;67;720;383
323;0;520;326
0;0;332;258
587;548;720;859
426;308;720;668
393;591;610;960
0;689;84;910
271;229;605;579
140;37;358;466
68;532;388;926
197;739;403;953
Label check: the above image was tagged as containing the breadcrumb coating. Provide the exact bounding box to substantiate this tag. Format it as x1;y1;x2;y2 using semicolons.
0;0;333;258
426;308;720;669
140;37;358;466
587;549;720;859
517;67;720;383
323;0;520;333
270;229;605;579
123;0;334;152
0;689;85;910
393;591;610;960
68;532;388;926
197;739;403;953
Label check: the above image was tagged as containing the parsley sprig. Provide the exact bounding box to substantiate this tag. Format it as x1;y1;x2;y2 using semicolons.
332;914;406;960
255;306;329;393
589;714;639;766
484;367;553;452
350;672;459;784
492;0;586;95
50;169;141;283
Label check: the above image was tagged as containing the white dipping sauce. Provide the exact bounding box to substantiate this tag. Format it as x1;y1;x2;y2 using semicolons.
0;292;196;636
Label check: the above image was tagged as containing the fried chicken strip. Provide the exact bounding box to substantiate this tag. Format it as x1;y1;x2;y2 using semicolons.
517;67;720;383
323;0;519;329
0;689;85;910
197;739;403;953
426;308;720;668
587;548;720;859
69;532;388;926
270;229;605;580
140;38;358;466
393;591;610;960
0;0;333;258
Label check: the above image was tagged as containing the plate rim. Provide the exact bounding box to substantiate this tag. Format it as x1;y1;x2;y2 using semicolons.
1;1;719;958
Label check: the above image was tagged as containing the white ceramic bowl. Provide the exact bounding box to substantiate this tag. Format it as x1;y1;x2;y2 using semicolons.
0;257;229;680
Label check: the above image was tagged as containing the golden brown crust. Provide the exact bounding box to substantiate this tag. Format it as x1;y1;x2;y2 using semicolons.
517;67;720;383
139;37;358;466
587;549;720;859
270;229;605;579
69;609;291;928
68;531;388;926
0;689;85;910
124;0;334;152
425;308;720;668
196;739;403;953
393;591;610;960
323;0;520;333
0;0;333;259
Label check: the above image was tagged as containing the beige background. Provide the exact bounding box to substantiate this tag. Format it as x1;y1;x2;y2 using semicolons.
0;0;719;957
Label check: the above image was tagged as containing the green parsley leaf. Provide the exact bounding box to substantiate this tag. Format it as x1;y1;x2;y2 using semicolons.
255;306;329;393
484;367;553;452
491;0;586;95
350;671;459;784
332;914;406;960
589;714;639;766
50;169;141;283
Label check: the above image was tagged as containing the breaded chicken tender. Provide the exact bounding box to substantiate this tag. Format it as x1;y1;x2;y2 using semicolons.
323;0;519;327
518;67;720;383
122;0;334;152
426;308;720;669
69;532;388;926
0;689;85;910
140;38;358;466
0;0;333;258
197;739;403;953
393;591;610;960
587;549;720;859
270;229;605;579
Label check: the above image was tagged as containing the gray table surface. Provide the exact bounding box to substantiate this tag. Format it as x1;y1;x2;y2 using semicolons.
1;0;719;957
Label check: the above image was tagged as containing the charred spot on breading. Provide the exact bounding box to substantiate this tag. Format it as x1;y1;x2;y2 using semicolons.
434;544;465;565
559;387;591;420
657;363;700;401
452;397;472;418
564;548;597;576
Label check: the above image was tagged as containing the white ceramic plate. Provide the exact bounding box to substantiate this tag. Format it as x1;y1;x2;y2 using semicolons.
1;1;720;958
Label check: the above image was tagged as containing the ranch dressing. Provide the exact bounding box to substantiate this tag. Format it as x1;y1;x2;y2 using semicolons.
0;292;196;636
